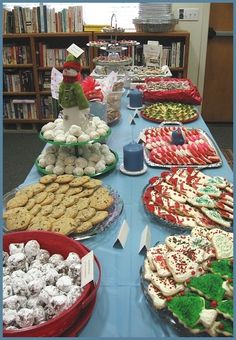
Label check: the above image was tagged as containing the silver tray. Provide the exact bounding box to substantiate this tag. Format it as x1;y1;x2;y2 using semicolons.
141;125;223;169
3;184;124;240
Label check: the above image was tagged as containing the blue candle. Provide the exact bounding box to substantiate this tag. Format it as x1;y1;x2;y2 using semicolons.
129;89;143;108
123;142;144;171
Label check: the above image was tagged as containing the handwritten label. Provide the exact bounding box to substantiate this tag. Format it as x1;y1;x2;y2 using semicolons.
51;67;63;99
67;43;84;58
81;250;94;287
113;220;129;248
139;225;151;253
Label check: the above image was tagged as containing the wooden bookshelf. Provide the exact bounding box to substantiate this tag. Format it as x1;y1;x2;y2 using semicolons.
3;31;190;129
3;32;93;127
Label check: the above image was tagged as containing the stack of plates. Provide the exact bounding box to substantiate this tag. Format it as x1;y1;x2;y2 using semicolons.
133;3;178;32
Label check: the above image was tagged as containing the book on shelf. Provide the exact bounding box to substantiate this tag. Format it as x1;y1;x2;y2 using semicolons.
3;45;31;65
3;69;34;92
3;5;84;33
41;96;60;119
4;98;37;119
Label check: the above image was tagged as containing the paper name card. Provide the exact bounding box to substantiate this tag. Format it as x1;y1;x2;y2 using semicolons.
113;220;129;248
51;67;63;100
139;131;146;143
81;250;94;288
128;113;136;125
67;43;84;58
139;225;151;253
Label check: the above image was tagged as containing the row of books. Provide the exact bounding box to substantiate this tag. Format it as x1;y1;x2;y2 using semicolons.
3;70;34;92
162;42;185;68
37;43;90;68
41;96;61;119
4;99;37;119
3;45;31;65
3;5;83;34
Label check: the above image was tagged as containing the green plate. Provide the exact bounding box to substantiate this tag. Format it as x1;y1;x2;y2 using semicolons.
35;150;119;178
39;128;111;147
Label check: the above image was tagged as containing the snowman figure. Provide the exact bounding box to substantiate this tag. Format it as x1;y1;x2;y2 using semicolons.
58;53;90;132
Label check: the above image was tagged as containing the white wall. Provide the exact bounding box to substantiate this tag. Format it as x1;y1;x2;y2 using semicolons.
172;3;210;96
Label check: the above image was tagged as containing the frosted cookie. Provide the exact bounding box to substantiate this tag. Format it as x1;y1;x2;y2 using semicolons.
147;283;166;310
201;208;231;228
214;319;233;336
143;259;153;281
146;244;169;271
197;185;221;198
191;226;209;239
165;251;199;283
151;274;185;296
209;259;233;279
211;233;233;259
165;235;192;251
216;300;233;321
187;195;215;208
40;174;57;185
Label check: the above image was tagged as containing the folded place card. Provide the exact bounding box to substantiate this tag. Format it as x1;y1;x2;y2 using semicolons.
113;219;129;248
139;225;151;254
81;250;94;288
67;43;84;58
139;131;146;143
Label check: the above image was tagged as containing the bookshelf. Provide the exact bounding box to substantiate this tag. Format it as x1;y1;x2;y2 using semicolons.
3;31;190;130
3;33;93;129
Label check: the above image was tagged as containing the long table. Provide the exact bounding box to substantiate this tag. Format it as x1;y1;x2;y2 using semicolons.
23;93;233;337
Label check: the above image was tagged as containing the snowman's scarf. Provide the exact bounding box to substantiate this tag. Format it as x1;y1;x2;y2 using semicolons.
63;74;81;83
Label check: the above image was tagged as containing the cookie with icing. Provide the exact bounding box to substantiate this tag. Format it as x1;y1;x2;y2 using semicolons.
211;233;233;259
216;300;233;321
209;259;233;279
147;283;166;310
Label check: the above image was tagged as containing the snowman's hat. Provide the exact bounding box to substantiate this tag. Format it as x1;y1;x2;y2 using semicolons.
63;54;81;72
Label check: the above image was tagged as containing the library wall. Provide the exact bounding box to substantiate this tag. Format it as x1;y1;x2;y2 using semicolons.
172;3;210;97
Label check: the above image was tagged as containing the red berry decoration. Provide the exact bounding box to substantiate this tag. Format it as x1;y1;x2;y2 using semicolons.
186;278;191;284
191;271;196;276
227;278;233;283
210;300;218;308
179;291;185;296
218;323;224;330
166;296;173;302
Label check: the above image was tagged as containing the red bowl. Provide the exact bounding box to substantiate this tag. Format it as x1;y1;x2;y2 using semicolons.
3;231;101;337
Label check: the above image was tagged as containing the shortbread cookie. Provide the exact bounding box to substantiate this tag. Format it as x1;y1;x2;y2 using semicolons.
76;221;93;233
147;283;166;310
6;194;28;209
51;217;76;235
25;198;36;211
29;204;42;216
69;176;90;187
40;174;57;184
56;184;69;194
41;192;55;206
76;207;96;223
75;197;90;211
55;175;74;184
34;192;48;204
52;194;64;206
66;187;83;196
89;210;108;225
90;194;113;210
51;205;66;219
83;179;102;189
45;182;60;193
5;207;32;231
15;187;34;199
40;205;53;216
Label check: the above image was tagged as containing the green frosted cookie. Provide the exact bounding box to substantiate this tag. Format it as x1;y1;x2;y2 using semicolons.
215;319;233;336
187;273;225;302
209;259;233;279
216;300;233;320
167;295;205;328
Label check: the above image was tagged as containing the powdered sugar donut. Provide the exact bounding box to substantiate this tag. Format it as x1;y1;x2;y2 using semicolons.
7;253;26;271
105;153;116;165
28;278;45;296
95;160;106;173
65;252;81;265
67;285;82;306
64;155;76;166
36;249;50;264
44;153;56;166
34;306;46;325
15;308;34;328
88;152;101;163
56;275;73;293
3;308;17;327
50;295;68;313
38;158;46;168
100;144;110;154
48;254;64;266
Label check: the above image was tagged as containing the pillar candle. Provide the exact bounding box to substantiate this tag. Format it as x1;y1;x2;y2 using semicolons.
123;142;144;171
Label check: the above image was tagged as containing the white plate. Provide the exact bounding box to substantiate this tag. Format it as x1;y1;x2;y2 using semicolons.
119;163;147;176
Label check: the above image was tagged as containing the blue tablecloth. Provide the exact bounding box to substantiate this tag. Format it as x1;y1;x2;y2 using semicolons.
23;93;233;337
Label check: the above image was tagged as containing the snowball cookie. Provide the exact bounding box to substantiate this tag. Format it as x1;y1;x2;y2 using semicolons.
66;135;77;143
41;122;56;133
16;308;35;328
84;166;96;176
50;295;68;313
25;240;40;259
48;253;64;266
33;306;45;325
9;243;24;255
92;116;101;125
54;118;63;124
100;144;110;154
54;129;65;136
56;275;73;293
53;165;65;175
43;130;54;140
44;153;56;166
64;155;76;166
77;133;90;142
97;128;107;136
105;152;116;165
89;131;100;139
3;308;17;327
45;165;54;173
64;165;74;174
65;252;81;265
87;161;96;168
54;134;66;142
38;158;46;168
69;125;82;137
55;160;64;168
75;157;88;168
88;152;101;163
95;160;106;173
73;167;84;176
46;145;59;154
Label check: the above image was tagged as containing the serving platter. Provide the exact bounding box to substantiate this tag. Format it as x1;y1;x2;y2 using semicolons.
141;125;222;169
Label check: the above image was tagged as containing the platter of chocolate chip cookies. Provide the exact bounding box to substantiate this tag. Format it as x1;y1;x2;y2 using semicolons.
3;175;123;238
141;227;233;336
